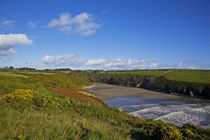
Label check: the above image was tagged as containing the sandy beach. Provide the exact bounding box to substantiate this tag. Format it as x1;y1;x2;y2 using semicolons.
91;83;184;100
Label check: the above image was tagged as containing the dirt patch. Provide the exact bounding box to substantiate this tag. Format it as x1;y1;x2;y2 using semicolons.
48;87;108;107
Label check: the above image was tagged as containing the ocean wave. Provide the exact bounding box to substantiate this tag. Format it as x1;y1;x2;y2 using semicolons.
107;97;210;127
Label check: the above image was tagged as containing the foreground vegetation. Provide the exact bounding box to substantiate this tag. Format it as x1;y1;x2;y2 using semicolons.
0;68;210;139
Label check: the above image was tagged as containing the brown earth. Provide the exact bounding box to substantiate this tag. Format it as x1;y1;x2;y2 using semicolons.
48;87;108;107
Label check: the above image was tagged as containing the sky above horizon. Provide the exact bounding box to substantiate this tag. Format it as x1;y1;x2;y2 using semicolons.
0;0;210;70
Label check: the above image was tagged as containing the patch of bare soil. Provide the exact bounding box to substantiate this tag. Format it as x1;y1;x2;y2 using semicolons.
48;87;108;107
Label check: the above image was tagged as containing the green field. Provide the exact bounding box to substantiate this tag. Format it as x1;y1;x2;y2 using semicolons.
106;69;169;76
106;69;210;84
165;70;210;84
0;70;210;139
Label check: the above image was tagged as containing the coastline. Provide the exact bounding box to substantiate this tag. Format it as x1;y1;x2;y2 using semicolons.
91;83;185;100
90;83;210;128
90;83;210;103
83;84;96;90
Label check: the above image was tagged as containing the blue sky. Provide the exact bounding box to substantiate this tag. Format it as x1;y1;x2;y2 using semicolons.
0;0;209;70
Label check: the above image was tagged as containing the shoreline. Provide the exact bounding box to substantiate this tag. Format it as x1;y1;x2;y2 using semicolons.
91;83;210;103
90;83;210;128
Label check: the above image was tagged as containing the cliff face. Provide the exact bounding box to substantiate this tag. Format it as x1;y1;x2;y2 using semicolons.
82;73;210;99
141;76;210;98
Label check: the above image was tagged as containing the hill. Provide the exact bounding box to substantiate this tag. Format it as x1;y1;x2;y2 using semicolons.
0;70;210;139
106;69;210;84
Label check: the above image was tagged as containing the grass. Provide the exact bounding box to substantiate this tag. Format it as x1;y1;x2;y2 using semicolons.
0;71;28;78
0;105;131;140
0;70;210;139
165;69;210;84
105;69;210;84
105;69;169;76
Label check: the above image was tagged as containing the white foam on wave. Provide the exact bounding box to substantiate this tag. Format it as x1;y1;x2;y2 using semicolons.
129;104;199;118
106;97;210;127
128;102;210;127
120;100;187;112
120;103;159;113
156;106;210;126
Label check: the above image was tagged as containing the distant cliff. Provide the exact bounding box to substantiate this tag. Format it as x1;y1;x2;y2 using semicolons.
77;73;210;99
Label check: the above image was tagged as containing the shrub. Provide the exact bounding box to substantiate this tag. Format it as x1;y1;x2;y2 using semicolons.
0;89;72;110
0;89;36;108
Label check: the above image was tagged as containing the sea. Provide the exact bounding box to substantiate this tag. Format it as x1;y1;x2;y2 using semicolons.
105;97;210;128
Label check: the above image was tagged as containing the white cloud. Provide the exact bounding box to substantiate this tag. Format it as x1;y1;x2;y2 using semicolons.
24;60;43;69
0;20;14;29
0;34;32;56
42;54;158;69
0;34;32;49
27;21;39;28
47;12;101;36
159;60;210;70
47;12;71;27
42;54;75;65
42;54;84;67
86;59;106;66
104;59;158;69
0;48;16;56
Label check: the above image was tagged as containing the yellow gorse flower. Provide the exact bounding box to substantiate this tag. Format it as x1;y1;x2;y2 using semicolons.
0;89;36;102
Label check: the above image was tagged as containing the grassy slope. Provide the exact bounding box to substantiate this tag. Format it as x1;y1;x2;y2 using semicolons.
0;71;210;140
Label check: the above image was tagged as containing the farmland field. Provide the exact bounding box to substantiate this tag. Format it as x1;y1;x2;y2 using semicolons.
165;70;210;84
105;69;168;76
105;69;210;84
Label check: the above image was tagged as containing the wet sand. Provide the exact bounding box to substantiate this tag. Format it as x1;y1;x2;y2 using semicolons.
91;83;184;100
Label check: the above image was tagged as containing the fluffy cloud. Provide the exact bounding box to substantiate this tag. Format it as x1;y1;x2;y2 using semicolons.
106;59;158;69
42;54;158;69
85;59;106;66
0;34;32;56
85;58;158;69
47;12;101;36
0;20;14;29
42;54;84;67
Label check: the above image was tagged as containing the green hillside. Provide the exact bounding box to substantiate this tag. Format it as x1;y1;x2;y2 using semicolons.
106;69;210;84
165;70;210;84
0;70;210;139
106;69;168;76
